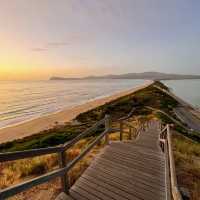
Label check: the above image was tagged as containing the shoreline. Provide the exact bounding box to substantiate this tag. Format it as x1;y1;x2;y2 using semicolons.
0;81;153;144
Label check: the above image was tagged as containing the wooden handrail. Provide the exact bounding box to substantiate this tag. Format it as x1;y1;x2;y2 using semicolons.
146;106;193;134
122;121;137;130
0;146;64;162
119;119;147;141
117;107;136;121
159;123;182;200
166;125;182;200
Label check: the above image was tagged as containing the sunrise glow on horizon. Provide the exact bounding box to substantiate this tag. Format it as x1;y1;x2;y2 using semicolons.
1;0;200;80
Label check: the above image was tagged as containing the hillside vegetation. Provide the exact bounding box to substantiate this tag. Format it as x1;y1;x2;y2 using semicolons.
173;132;200;199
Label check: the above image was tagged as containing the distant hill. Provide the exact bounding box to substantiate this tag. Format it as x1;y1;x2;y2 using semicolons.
50;72;200;81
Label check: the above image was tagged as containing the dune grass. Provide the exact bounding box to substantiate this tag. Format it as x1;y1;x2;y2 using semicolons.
172;132;200;200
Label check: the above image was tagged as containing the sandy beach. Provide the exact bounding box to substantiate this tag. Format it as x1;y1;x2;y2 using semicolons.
0;81;153;144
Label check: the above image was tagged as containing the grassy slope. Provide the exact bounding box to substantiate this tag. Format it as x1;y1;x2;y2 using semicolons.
172;132;200;199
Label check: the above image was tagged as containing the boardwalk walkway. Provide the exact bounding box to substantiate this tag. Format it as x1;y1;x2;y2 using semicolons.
68;121;168;200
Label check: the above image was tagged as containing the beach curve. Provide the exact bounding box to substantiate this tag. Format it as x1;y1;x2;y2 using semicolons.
0;81;153;144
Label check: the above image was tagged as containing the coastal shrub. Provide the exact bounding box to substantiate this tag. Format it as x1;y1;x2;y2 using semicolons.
155;113;173;124
19;158;46;177
175;126;200;143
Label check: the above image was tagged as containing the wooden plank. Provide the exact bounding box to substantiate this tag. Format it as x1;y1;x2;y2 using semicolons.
74;183;117;200
105;147;165;166
91;151;165;180
0;146;63;162
105;150;164;167
92;156;165;185
110;145;163;160
77;176;132;200
55;192;74;200
100;153;165;177
70;189;92;200
80;176;140;200
95;159;164;185
72;185;101;200
84;166;166;197
111;143;164;157
100;150;165;173
89;160;166;189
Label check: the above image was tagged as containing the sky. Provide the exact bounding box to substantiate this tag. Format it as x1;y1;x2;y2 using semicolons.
0;0;200;80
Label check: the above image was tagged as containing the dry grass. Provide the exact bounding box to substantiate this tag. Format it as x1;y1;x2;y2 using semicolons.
172;132;200;200
0;154;58;189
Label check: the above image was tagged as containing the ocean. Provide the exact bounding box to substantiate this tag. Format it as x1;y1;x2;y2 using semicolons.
1;79;200;129
163;80;200;108
0;79;145;129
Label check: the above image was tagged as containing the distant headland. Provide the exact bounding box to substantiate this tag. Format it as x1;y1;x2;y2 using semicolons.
50;71;200;81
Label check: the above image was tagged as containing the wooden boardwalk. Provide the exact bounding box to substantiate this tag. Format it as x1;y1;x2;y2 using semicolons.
68;121;168;200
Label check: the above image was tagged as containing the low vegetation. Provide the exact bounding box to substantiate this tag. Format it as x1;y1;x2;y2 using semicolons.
172;132;200;200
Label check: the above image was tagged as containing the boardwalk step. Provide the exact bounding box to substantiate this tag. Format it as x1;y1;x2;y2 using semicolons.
55;192;74;200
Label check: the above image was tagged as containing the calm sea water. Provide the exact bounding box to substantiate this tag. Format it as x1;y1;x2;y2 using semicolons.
162;80;200;107
0;79;145;129
1;79;199;129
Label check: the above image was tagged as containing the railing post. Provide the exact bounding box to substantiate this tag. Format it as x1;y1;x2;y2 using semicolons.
142;123;145;131
59;150;69;194
160;123;162;131
128;127;132;140
120;121;123;141
133;128;136;139
105;115;111;145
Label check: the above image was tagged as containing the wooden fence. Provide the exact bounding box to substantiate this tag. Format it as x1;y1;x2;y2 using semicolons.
159;123;182;200
0;115;143;199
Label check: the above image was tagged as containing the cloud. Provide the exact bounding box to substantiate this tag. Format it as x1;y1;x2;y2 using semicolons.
46;42;70;47
31;48;48;52
30;41;71;52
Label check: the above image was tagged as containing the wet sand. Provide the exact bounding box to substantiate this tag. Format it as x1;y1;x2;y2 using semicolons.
0;81;153;144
